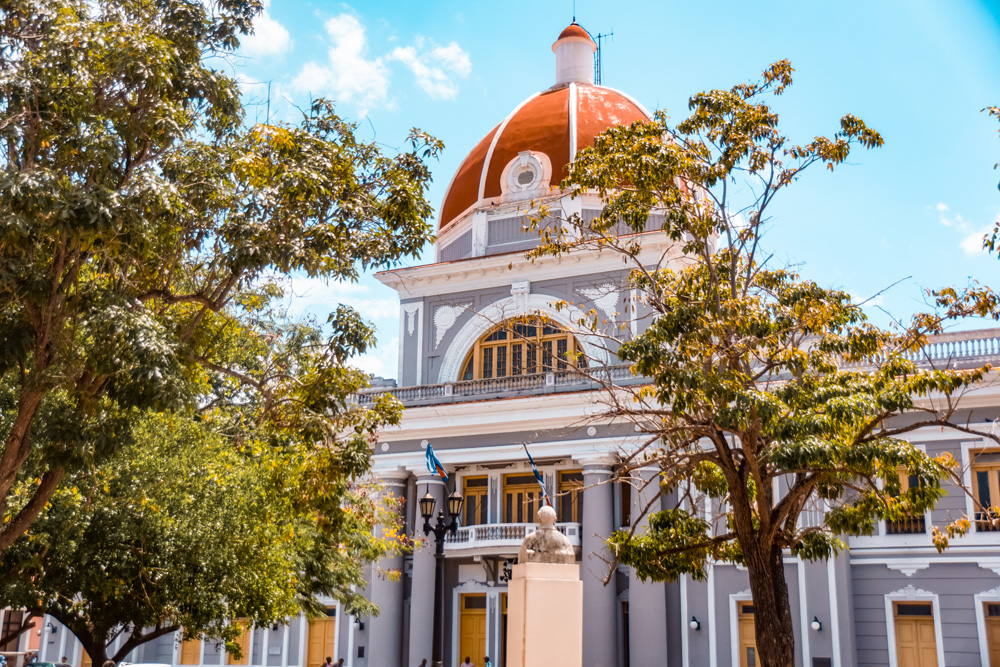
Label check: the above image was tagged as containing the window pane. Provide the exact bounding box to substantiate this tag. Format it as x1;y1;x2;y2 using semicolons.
557;338;568;370
978;470;992;508
747;649;756;667
497;346;507;377
542;340;554;371
512;343;522;375
896;602;933;617
482;347;493;379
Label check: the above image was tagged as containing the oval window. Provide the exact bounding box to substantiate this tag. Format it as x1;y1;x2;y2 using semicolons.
516;168;535;185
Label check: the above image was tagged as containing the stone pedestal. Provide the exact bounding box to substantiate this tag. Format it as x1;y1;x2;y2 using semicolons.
506;562;583;667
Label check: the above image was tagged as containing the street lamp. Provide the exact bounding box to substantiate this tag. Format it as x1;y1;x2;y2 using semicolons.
421;490;464;667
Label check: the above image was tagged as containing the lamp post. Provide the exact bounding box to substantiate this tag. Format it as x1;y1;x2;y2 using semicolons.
420;490;464;667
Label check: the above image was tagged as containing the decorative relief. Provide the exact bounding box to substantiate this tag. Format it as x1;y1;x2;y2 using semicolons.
403;304;420;337
889;584;934;600
510;281;531;315
885;560;931;577
434;304;470;347
580;283;620;324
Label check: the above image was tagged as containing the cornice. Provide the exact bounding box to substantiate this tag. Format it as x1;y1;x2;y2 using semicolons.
376;233;684;299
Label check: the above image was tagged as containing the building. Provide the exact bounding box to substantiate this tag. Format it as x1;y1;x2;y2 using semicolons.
16;20;1000;667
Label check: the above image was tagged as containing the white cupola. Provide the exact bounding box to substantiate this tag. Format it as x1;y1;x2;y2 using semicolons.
552;22;597;85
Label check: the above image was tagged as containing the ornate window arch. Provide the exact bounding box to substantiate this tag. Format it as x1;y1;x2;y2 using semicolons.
459;316;586;381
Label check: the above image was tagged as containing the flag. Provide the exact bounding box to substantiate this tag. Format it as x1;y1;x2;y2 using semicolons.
523;443;551;506
425;442;448;481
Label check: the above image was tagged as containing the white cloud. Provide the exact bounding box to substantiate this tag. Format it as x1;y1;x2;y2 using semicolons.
353;336;399;379
388;39;471;100
241;0;291;58
293;14;390;114
960;229;989;255
936;202;949;213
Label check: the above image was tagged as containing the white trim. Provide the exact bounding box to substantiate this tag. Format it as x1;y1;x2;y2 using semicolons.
568;83;578;163
479;94;541;201
452;583;493;667
261;625;269;667
437;293;611;383
974;586;1000;665
280;621;290;667
827;558;842;667
298;614;308;667
728;589;753;667
707;565;717;667
332;602;341;666
679;574;689;667
171;630;180;667
883;585;945;667
797;561;811;667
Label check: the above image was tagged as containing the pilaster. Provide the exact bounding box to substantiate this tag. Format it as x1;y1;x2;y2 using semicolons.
408;471;448;666
628;466;669;666
579;457;618;667
367;470;409;667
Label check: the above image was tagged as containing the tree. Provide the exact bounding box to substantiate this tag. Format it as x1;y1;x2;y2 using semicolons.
0;410;407;666
533;61;999;667
0;0;439;550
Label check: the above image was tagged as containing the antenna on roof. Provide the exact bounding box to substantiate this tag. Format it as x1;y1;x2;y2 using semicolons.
572;0;576;22
593;29;613;86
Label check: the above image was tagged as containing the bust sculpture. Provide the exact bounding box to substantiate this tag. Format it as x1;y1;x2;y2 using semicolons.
517;505;576;564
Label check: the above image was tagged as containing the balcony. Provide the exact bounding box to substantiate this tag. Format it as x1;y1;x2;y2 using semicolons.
357;329;1000;408
443;522;582;553
886;516;927;535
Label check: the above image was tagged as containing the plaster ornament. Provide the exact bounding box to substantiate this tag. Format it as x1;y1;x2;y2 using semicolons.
510;281;531;315
580;283;620;324
517;505;575;564
889;584;935;601
403;304;420;337
434;304;469;347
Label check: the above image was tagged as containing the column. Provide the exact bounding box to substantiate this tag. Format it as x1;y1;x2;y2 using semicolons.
629;466;668;666
408;472;447;666
367;470;409;667
580;459;618;667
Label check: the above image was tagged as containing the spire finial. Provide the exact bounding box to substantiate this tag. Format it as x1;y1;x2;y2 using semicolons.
572;0;576;22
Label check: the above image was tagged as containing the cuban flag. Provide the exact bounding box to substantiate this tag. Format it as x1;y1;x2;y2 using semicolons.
523;444;551;507
425;441;449;481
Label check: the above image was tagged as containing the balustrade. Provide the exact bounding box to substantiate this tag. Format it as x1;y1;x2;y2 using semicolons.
354;329;1000;408
443;521;582;551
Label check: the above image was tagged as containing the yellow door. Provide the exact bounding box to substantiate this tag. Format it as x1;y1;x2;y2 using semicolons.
179;632;202;665
987;603;1000;667
894;602;937;667
459;594;487;667
737;602;757;667
227;624;252;666
307;608;338;667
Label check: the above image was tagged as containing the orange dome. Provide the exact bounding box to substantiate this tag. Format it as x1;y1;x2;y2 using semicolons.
556;22;594;44
438;83;651;232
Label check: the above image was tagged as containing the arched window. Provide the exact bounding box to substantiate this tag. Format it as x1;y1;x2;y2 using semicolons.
460;317;585;380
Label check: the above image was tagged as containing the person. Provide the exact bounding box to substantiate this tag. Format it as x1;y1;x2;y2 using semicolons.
459;657;474;667
58;657;72;667
102;661;116;667
484;657;492;667
417;661;427;667
322;658;333;667
335;660;344;667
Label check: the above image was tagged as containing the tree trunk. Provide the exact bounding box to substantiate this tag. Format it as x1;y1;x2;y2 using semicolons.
744;541;796;667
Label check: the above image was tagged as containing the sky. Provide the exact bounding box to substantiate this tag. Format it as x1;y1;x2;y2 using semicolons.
229;0;1000;379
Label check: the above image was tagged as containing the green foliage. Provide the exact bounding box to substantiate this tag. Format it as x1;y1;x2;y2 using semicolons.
0;0;440;555
0;409;406;665
536;61;995;666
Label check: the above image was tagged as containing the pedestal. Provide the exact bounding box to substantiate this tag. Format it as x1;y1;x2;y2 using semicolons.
506;562;583;667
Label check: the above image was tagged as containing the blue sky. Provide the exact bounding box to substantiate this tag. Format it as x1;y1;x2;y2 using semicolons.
232;0;1000;378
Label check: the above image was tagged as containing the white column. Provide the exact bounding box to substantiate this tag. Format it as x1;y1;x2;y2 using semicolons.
578;457;617;667
367;470;409;667
408;472;447;666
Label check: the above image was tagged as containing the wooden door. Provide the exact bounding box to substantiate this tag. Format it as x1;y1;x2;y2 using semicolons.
894;602;937;667
459;594;487;667
179;632;202;665
737;602;757;667
987;603;1000;667
226;624;251;666
307;608;337;667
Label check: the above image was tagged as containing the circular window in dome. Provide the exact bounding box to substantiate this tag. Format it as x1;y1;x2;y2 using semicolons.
504;152;546;197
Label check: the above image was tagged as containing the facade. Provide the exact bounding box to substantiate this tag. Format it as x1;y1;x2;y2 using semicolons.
16;20;1000;667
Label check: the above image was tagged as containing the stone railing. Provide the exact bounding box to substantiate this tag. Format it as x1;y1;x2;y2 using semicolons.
443;522;582;551
357;328;1000;408
355;364;639;407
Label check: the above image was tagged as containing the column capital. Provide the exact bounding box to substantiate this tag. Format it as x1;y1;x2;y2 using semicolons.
575;453;618;469
371;465;411;486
